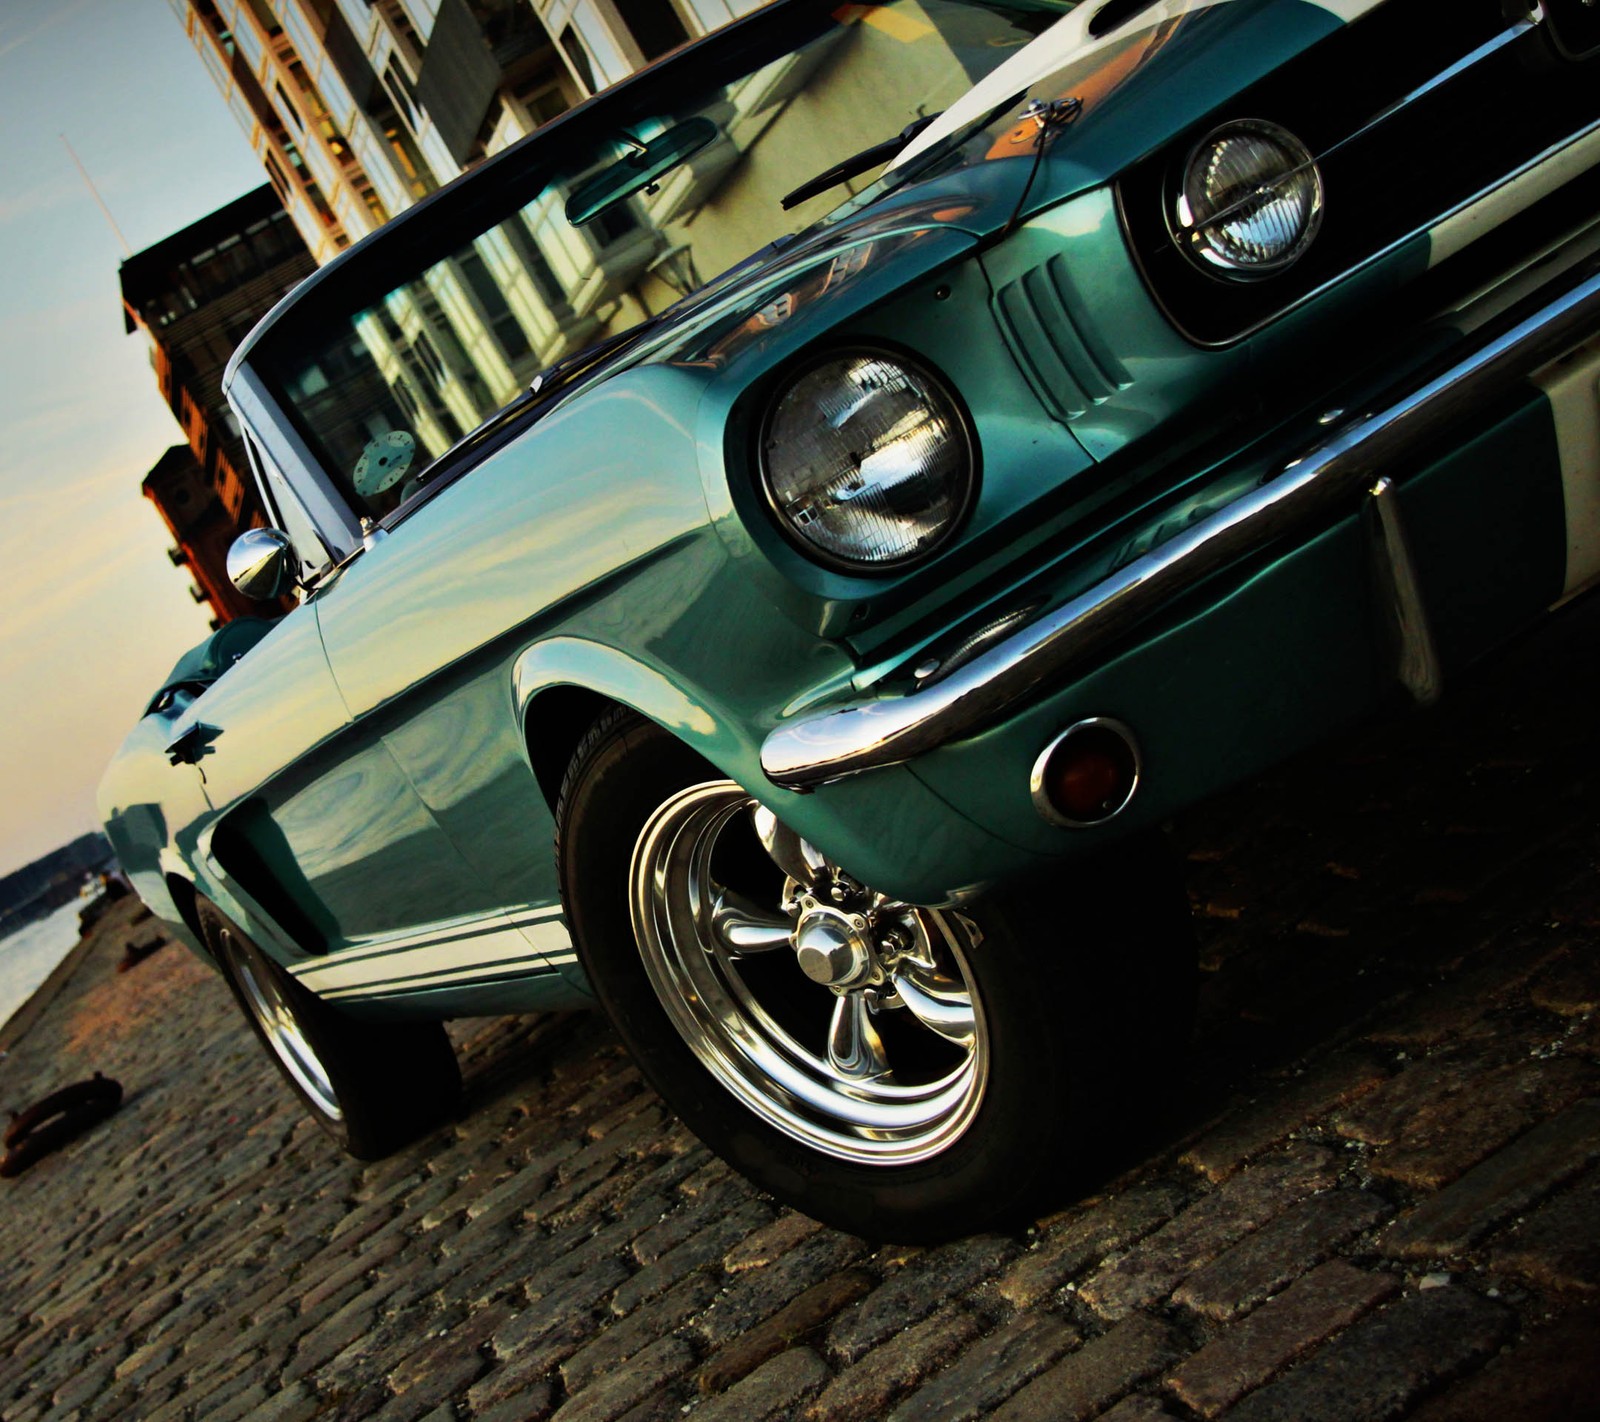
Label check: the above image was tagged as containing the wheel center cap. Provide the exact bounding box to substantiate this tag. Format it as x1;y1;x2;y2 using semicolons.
793;908;872;987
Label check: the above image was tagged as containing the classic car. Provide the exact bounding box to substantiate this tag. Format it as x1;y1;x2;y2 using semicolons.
101;0;1600;1240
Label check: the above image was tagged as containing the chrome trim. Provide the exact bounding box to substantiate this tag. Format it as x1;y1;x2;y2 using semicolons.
762;260;1600;790
223;924;342;1122
229;365;365;560
1365;477;1443;706
226;527;295;600
630;782;987;1165
1172;120;1324;279
1428;120;1600;272
289;904;570;999
1356;20;1538;139
1029;717;1142;828
756;346;978;574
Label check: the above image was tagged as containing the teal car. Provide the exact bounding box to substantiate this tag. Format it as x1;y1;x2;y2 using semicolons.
100;0;1600;1240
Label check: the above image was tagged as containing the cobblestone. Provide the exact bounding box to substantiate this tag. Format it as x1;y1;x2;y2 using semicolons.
807;1306;983;1421
1367;1057;1597;1190
990;1183;1185;1310
6;604;1600;1418
1223;1286;1512;1422
549;1336;695;1422
694;1268;873;1394
1078;1145;1338;1320
1406;1302;1600;1422
1528;947;1600;1017
1180;1051;1390;1182
564;1272;720;1394
1173;1187;1391;1320
1096;1396;1179;1422
1488;1164;1600;1292
691;1348;831;1422
991;1314;1183;1422
885;1310;1080;1421
824;1234;1015;1362
1167;1260;1400;1417
690;1230;868;1349
1378;1097;1600;1259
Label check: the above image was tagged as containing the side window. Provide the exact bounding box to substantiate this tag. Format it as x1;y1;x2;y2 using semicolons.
244;434;331;582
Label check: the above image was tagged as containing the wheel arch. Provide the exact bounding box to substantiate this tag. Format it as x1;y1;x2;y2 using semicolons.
509;635;1034;907
513;637;733;814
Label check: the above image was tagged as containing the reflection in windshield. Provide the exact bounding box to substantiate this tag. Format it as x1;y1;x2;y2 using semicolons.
269;0;1076;520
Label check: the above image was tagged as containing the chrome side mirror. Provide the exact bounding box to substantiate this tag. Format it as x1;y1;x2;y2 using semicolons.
227;527;296;600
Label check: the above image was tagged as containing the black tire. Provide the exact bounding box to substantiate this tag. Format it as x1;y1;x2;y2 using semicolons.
556;709;1196;1242
197;901;461;1160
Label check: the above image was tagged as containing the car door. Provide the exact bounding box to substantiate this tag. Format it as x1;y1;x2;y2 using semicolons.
166;605;558;1005
307;517;586;995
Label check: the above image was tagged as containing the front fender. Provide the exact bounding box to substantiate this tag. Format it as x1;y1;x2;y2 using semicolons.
514;637;722;751
511;635;1052;905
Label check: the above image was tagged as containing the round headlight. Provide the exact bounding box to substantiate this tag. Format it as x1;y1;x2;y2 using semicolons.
1174;120;1323;277
760;351;974;570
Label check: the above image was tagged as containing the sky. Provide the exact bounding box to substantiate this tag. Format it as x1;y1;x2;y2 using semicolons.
0;0;267;877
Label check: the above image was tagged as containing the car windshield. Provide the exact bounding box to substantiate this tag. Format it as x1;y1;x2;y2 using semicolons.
252;0;1078;523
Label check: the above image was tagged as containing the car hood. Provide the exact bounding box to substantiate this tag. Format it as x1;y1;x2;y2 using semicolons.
578;0;1384;376
888;0;1380;224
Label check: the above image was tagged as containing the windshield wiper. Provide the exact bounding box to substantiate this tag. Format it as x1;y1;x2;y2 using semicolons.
407;319;669;495
529;316;665;396
780;113;942;212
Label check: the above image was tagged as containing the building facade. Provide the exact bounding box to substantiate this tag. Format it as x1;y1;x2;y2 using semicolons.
141;446;258;626
121;186;315;623
168;0;766;265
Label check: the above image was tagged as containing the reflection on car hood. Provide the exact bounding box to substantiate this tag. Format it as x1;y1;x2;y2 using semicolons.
891;0;1387;204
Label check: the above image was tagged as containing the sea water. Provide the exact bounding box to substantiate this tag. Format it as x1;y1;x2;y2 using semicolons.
0;900;85;1034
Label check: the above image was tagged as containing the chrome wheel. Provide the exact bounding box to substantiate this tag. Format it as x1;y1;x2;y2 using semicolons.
222;926;343;1122
629;781;988;1165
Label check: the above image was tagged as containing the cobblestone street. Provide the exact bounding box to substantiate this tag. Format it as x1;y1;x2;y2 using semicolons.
3;598;1598;1422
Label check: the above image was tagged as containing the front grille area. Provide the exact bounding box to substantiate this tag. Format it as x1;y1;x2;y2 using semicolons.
992;253;1133;422
1118;0;1600;346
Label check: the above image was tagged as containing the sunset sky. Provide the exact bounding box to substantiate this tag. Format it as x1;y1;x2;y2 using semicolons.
0;0;266;877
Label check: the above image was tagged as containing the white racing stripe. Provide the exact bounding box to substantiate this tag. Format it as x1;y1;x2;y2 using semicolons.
889;0;1385;173
1429;124;1600;271
1534;337;1600;599
291;904;573;998
1304;0;1386;17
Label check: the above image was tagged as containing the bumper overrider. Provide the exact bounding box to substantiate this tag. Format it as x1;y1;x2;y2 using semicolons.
763;256;1600;794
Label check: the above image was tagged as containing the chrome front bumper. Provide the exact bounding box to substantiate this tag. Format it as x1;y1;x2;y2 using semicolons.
762;258;1600;792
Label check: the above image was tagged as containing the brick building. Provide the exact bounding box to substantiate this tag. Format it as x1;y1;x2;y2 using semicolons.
121;186;314;623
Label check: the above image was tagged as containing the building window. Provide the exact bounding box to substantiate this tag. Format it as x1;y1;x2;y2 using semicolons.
304;179;340;232
611;0;690;62
458;249;532;362
382;58;424;132
511;65;575;129
263;152;290;201
375;0;424;70
286;60;327;117
383;122;430;199
559;27;597;95
243;0;281;39
275;81;304;130
357;180;389;226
